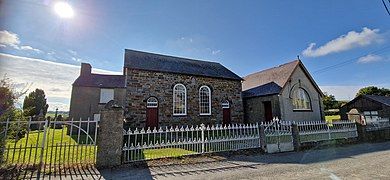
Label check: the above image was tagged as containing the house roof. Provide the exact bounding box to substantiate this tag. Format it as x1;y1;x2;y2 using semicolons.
73;74;126;88
123;49;242;81
242;60;323;98
242;82;282;98
365;95;390;106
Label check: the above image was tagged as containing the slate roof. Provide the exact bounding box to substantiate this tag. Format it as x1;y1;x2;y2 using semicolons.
242;60;323;98
73;74;126;88
124;49;242;80
242;60;299;91
242;82;282;98
364;95;390;106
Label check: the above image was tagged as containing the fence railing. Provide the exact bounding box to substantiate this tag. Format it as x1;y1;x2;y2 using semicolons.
0;117;98;174
297;120;358;143
122;123;260;163
366;118;390;131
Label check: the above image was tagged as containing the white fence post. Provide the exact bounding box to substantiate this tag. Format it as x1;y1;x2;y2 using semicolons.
201;123;205;153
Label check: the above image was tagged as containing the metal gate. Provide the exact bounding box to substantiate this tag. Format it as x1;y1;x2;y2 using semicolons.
264;121;294;153
0;117;98;178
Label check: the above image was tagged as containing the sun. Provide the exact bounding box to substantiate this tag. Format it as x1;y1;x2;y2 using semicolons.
54;1;74;18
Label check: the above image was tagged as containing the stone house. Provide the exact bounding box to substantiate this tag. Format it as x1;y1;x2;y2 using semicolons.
123;49;243;128
242;60;324;123
339;95;390;124
69;63;126;121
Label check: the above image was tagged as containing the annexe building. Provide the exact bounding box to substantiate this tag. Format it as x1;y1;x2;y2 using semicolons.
69;63;126;121
242;60;324;123
123;49;243;128
340;95;390;124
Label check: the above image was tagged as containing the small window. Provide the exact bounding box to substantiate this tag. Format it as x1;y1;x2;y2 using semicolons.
292;88;311;110
222;100;230;109
100;89;114;103
93;114;100;121
173;84;186;115
199;86;211;115
147;97;158;108
364;111;379;124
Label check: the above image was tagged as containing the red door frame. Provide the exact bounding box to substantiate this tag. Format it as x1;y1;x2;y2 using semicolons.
146;97;159;128
222;101;231;124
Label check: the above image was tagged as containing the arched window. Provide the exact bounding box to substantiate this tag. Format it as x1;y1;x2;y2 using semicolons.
147;97;158;108
292;88;311;110
173;84;187;115
199;86;211;115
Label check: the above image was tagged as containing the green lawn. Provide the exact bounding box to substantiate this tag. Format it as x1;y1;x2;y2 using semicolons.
325;115;340;123
144;148;196;159
3;127;96;165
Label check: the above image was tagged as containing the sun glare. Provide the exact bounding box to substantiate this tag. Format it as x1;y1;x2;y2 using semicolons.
54;1;74;18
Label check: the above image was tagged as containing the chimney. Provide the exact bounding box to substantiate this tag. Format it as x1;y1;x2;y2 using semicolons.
80;63;92;76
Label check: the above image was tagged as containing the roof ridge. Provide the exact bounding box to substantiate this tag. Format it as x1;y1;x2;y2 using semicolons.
244;60;299;78
125;49;220;65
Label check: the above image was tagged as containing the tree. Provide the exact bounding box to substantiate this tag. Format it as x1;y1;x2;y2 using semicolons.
356;86;390;97
0;75;28;163
23;89;49;118
322;92;341;110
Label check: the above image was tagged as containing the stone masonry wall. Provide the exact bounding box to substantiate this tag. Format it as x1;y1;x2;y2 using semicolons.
243;95;281;123
125;69;244;128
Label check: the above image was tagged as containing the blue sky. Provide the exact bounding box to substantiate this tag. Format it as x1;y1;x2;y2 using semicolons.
1;0;390;110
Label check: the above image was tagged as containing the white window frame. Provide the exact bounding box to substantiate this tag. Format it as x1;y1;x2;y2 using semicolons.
173;84;187;115
364;111;379;124
99;88;114;104
199;85;211;115
222;100;230;109
147;97;158;108
292;87;311;111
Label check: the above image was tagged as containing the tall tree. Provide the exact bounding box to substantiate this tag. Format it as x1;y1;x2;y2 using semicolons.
322;92;341;110
23;89;49;117
356;86;390;97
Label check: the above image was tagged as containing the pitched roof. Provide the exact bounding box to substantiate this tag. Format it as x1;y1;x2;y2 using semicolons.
242;60;323;98
364;95;390;106
242;60;299;91
73;74;126;88
124;49;242;80
242;82;282;98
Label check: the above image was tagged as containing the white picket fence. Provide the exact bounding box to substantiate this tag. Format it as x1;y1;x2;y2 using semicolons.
122;123;260;163
121;119;359;163
297;120;358;143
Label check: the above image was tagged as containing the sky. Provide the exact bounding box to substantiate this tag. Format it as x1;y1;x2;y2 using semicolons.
0;0;390;111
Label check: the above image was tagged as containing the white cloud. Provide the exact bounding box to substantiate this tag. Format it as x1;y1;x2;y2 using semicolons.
20;45;42;53
0;30;43;53
302;27;383;57
0;30;20;48
357;54;383;64
212;50;221;55
0;53;121;111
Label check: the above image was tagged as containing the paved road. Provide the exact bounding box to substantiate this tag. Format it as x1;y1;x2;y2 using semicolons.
47;142;390;179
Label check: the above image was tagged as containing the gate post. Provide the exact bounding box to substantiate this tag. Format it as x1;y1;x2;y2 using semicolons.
259;123;266;152
291;122;300;152
96;101;124;168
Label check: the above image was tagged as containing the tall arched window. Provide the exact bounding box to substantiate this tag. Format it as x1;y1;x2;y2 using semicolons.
173;84;187;115
199;86;211;115
292;88;311;110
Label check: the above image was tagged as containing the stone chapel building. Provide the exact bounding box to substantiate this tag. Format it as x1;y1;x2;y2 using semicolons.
69;49;244;128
